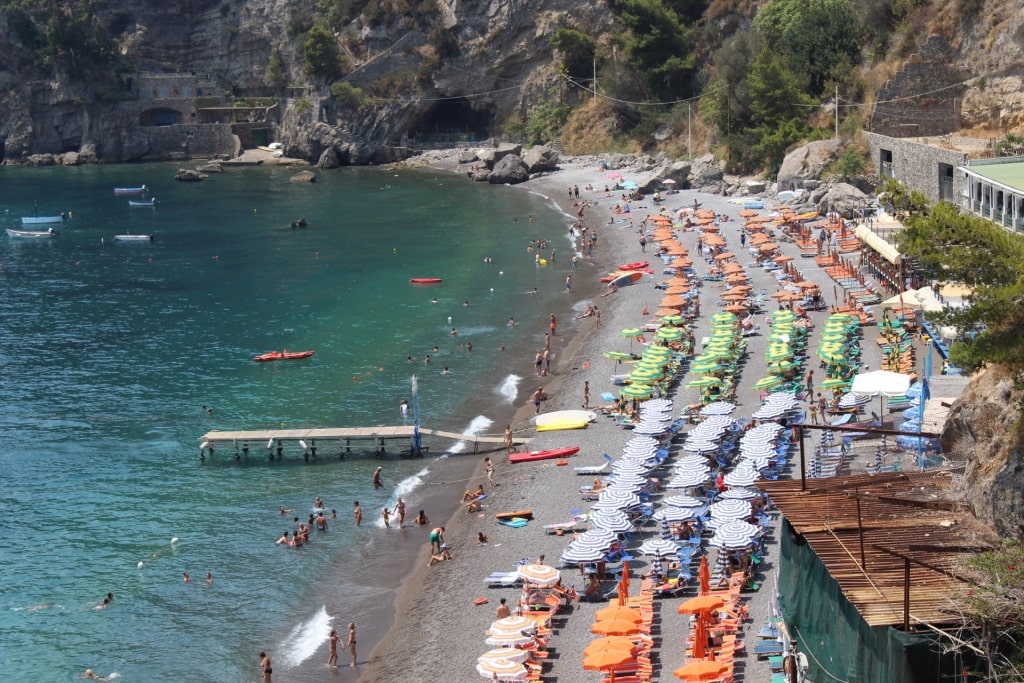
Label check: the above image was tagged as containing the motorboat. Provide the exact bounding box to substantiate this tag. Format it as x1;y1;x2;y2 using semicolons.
114;185;147;195
113;234;154;242
128;198;157;207
6;227;56;238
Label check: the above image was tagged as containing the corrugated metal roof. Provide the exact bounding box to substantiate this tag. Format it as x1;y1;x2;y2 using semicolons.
759;469;996;629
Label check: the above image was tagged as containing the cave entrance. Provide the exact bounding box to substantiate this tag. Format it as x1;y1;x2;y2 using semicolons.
412;98;492;145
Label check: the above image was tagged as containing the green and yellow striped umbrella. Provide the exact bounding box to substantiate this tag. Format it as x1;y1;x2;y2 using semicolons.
752;375;784;390
620;384;654;399
660;314;685;325
655;327;684;341
819;377;850;389
687;376;723;388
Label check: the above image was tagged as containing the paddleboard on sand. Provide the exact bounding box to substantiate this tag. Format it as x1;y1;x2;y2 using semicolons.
610;271;643;288
531;410;596;432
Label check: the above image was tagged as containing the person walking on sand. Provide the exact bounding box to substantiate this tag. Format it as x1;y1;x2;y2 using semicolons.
346;623;357;667
485;457;496;485
259;651;273;683
393;496;407;527
353;501;363;527
534;350;543;376
532;387;547;415
583;381;590;409
594;306;602;328
504;424;514;454
496;597;512;619
549;313;557;336
373;467;383;489
565;274;572;291
328;628;340;667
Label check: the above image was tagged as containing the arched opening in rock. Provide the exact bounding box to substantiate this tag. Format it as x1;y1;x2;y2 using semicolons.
410;98;493;144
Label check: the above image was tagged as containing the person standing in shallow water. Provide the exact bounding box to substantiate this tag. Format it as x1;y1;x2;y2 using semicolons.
373;467;383;489
328;629;340;667
353;501;362;527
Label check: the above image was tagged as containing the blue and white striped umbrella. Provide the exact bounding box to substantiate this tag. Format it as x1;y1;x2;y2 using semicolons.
700;401;736;416
734;455;771;471
752;405;786;420
620;451;658;465
763;393;799;408
573;528;619;548
709;498;752;521
719;487;760;501
723;466;760;488
593;489;642;510
590;510;634;533
643;398;674;411
675;455;712;470
625;436;661;450
561;545;609;564
664;494;709;508
683;440;721;454
654;505;707;522
607;473;649;488
666;470;711;489
708;519;761;550
612;460;652;475
638;538;682;558
840;393;871;408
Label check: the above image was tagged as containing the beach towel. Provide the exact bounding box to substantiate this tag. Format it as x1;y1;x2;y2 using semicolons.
499;518;529;528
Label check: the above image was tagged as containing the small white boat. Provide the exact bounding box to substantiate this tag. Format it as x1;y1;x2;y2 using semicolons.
7;227;56;238
128;198;157;207
22;215;64;225
113;233;154;242
114;185;147;195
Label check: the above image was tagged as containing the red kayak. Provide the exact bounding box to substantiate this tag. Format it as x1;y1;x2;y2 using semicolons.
619;261;649;271
409;278;443;284
254;350;315;362
509;445;580;464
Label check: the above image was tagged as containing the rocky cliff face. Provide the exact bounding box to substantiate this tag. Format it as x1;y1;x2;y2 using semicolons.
941;365;1024;540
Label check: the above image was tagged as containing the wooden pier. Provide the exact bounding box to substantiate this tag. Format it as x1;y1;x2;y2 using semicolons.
197;426;531;461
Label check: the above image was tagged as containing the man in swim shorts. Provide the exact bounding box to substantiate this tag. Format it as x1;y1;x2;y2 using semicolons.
429;527;444;553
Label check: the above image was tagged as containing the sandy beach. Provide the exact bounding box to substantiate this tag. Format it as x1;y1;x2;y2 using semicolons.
347;155;905;683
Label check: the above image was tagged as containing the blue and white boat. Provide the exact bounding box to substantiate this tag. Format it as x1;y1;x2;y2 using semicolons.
114;185;147;195
128;198;157;207
21;214;64;225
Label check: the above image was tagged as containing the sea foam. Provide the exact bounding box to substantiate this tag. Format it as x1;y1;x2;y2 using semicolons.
279;605;332;666
495;374;521;403
446;415;494;455
374;467;430;528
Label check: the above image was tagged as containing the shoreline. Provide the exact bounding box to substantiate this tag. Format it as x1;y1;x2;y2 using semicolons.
355;157;654;682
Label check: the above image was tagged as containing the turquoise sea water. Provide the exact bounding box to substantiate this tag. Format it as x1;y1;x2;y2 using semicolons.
0;163;579;681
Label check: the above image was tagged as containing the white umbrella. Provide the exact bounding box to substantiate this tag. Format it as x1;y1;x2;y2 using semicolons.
851;370;912;397
751;405;786;420
625;436;661;449
611;460;652;475
489;615;537;635
675;455;713;470
638;538;681;558
479;648;530;665
516;564;561;588
576;528;619;547
484;631;535;648
643;398;673;410
608;473;649;487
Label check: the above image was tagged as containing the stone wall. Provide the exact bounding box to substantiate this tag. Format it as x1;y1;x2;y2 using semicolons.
142;123;239;160
864;132;969;205
870;35;968;138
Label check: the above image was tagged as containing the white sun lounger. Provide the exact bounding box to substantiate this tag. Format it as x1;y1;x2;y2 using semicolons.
482;571;522;587
574;453;613;475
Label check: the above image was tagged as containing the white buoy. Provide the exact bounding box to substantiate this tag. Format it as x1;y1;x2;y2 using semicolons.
138;561;144;569
490;288;494;292
499;271;504;275
171;537;179;545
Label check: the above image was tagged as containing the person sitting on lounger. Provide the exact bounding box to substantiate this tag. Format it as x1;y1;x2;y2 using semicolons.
591;478;604;492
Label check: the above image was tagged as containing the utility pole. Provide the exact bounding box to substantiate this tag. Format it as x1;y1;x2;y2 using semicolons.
687;102;692;159
835;85;839;139
593;57;596;100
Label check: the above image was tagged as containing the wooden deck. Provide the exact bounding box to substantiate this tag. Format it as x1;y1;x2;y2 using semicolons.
197;426;530;460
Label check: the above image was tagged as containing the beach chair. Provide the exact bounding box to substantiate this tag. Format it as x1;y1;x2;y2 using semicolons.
483;571;521;587
574;453;613;475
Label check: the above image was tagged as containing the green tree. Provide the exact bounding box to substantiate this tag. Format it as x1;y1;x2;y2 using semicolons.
895;197;1024;375
525;101;570;145
754;0;863;95
301;25;343;81
550;28;594;81
744;47;812;173
265;50;288;88
617;0;696;99
953;544;1024;680
330;81;366;109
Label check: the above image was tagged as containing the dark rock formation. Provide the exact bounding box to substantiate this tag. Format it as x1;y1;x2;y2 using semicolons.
942;366;1024;540
175;169;208;182
290;170;317;183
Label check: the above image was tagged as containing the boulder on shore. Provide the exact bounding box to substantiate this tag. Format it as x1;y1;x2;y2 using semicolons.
488;154;529;185
522;145;559;174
